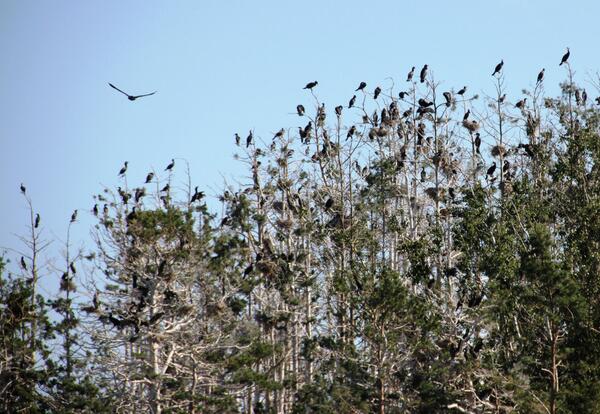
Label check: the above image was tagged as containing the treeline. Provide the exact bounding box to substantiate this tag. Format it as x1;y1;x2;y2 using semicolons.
3;61;600;413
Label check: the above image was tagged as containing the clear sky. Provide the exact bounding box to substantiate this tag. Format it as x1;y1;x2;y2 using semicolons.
2;0;599;272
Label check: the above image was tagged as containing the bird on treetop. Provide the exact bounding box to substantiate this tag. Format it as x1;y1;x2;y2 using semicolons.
492;59;504;76
303;81;318;90
355;81;367;92
560;48;570;66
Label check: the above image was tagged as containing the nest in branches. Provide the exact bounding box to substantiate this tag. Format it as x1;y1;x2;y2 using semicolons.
491;145;507;158
462;119;480;132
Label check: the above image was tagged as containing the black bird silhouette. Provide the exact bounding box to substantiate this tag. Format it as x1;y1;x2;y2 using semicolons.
93;204;99;216
165;159;175;172
399;91;409;99
418;98;433;107
21;256;27;270
560;48;570;66
443;92;452;107
108;83;156;101
118;161;128;176
492;60;504;76
487;162;496;177
347;125;356;139
457;86;467;96
161;184;170;193
296;104;305;116
71;210;78;223
335;105;343;116
246;130;253;148
145;172;154;183
20;183;26;194
373;86;381;100
348;95;356;108
474;133;481;154
232;133;239;146
274;128;285;139
463;110;470;121
419;65;428;83
70;262;77;274
536;68;545;84
303;81;318;90
515;98;527;109
407;66;415;82
35;213;40;228
355;81;367;91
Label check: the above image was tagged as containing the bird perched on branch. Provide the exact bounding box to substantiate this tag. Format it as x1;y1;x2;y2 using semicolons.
109;83;156;101
536;69;545;84
71;210;78;223
348;95;356;108
407;66;415;82
165;159;175;172
492;60;504;76
335;105;343;116
373;86;381;100
487;162;496;177
246;131;253;147
145;172;154;183
303;81;318;90
355;81;367;92
419;65;428;83
457;86;467;96
560;48;570;66
20;183;26;194
443;92;452;107
515;98;527;109
35;213;40;228
118;161;128;176
296;105;305;116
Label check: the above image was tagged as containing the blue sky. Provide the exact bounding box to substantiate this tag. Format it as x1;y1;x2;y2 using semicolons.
1;0;599;273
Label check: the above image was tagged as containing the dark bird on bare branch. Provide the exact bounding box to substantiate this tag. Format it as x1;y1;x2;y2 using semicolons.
418;98;433;108
347;125;356;140
420;167;427;182
536;68;545;84
70;262;77;274
109;83;156;101
71;210;78;223
463;109;470;121
325;197;334;210
487;162;496;177
348;95;356;108
145;172;154;183
457;86;467;96
515;98;527;109
373;86;381;100
474;133;481;154
335;105;343;116
419;65;428;83
303;81;318;90
165;159;175;172
21;256;27;270
492;60;504;76
296;104;305;116
399;91;408;99
246;131;253;148
559;47;570;66
92;204;98;216
118;161;128;176
35;213;40;228
274;128;285;139
20;183;26;194
443;92;452;107
407;66;415;82
235;133;241;146
355;81;367;92
161;184;170;193
499;94;506;103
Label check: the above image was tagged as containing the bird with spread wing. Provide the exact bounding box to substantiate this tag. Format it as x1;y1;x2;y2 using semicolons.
109;83;156;101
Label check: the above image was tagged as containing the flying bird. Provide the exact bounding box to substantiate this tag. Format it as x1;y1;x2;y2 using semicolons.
407;66;415;82
108;83;156;101
355;81;367;91
165;159;175;171
492;60;504;76
419;65;428;83
303;81;318;90
118;161;128;176
536;69;545;84
560;48;570;66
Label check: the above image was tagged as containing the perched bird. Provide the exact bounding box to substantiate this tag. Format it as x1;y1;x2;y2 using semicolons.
103;204;109;215
161;183;170;193
407;66;415;82
20;183;26;194
457;86;467;96
515;98;527;109
92;204;99;216
474;133;481;154
559;47;570;66
274;128;285;139
70;262;77;274
296;104;305;116
487;162;497;177
21;256;27;270
463;109;470;121
118;161;128;176
355;81;367;91
348;95;356;108
499;94;506;103
191;187;205;202
418;98;433;108
582;89;588;105
373;86;381;100
303;81;318;90
34;213;40;228
492;60;504;76
347;125;356;139
399;91;409;99
70;210;78;223
235;133;241;146
165;159;175;172
325;197;334;210
536;68;545;84
443;92;452;107
145;172;154;183
419;65;428;83
420;167;427;182
335;105;343;116
246;130;253;148
108;83;156;101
